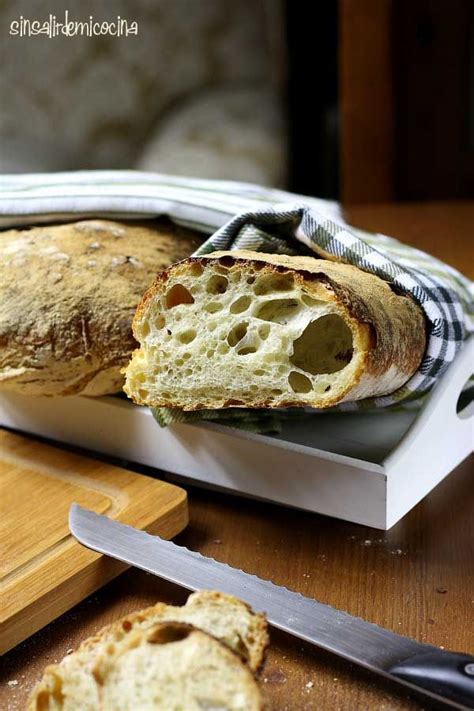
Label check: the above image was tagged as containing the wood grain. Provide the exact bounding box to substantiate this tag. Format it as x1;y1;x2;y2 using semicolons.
345;201;474;279
0;430;188;656
0;203;472;710
339;0;396;204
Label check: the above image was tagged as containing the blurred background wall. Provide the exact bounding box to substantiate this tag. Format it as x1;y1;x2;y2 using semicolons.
0;0;472;203
0;0;287;186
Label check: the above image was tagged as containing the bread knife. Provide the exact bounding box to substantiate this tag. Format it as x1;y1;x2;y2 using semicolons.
69;505;474;709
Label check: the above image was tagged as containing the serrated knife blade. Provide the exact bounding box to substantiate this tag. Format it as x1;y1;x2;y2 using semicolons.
69;505;474;709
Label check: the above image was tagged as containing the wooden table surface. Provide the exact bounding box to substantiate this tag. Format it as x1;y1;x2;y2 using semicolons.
2;202;473;711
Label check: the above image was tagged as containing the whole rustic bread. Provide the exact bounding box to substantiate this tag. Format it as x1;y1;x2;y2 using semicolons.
123;250;426;410
0;218;203;397
27;590;269;711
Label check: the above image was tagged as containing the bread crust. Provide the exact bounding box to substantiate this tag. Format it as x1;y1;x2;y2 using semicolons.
126;250;426;409
0;219;203;396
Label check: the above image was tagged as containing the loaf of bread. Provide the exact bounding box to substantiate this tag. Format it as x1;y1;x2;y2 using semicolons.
27;590;269;710
124;250;426;410
0;219;203;397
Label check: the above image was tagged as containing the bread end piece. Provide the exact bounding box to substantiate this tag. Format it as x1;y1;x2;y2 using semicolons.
124;250;426;410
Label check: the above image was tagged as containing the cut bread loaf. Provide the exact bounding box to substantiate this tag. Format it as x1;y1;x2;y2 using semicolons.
124;250;426;410
27;590;268;711
0;218;203;397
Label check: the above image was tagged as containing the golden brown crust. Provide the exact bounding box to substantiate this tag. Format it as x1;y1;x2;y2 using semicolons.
0;218;203;397
126;250;426;409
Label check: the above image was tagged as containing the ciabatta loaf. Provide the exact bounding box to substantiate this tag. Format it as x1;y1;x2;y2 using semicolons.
27;591;268;711
0;219;203;397
124;250;426;409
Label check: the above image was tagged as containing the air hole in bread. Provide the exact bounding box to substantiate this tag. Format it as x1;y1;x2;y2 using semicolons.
35;690;51;711
154;315;166;329
189;262;204;276
177;329;196;344
254;299;300;324
230;295;251;314
254;369;265;376
213;264;230;275
217;256;234;268
92;667;105;686
204;302;223;313
140;322;150;337
253;273;294;295
206;274;229;295
301;293;325;307
50;673;64;703
288;371;313;393
237;346;257;356
234;634;251;660
122;620;132;632
165;284;194;309
147;623;193;645
290;314;353;374
227;322;248;347
258;324;270;340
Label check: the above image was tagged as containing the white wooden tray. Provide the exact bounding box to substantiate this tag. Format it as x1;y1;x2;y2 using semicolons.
1;339;472;530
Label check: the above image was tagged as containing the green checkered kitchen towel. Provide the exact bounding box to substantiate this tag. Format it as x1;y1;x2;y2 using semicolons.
0;171;472;433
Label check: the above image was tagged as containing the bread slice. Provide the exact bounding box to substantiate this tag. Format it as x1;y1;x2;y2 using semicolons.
123;250;426;410
29;623;265;711
27;591;268;711
0;218;203;397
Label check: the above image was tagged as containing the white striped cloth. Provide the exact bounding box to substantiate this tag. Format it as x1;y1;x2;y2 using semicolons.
1;171;472;424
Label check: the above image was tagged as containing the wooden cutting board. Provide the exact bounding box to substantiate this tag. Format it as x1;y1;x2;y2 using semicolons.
0;429;188;655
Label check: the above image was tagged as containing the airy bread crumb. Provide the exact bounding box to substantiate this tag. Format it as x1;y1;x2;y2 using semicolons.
124;250;426;410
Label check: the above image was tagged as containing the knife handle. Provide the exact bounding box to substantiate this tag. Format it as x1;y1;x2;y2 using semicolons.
389;650;474;709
